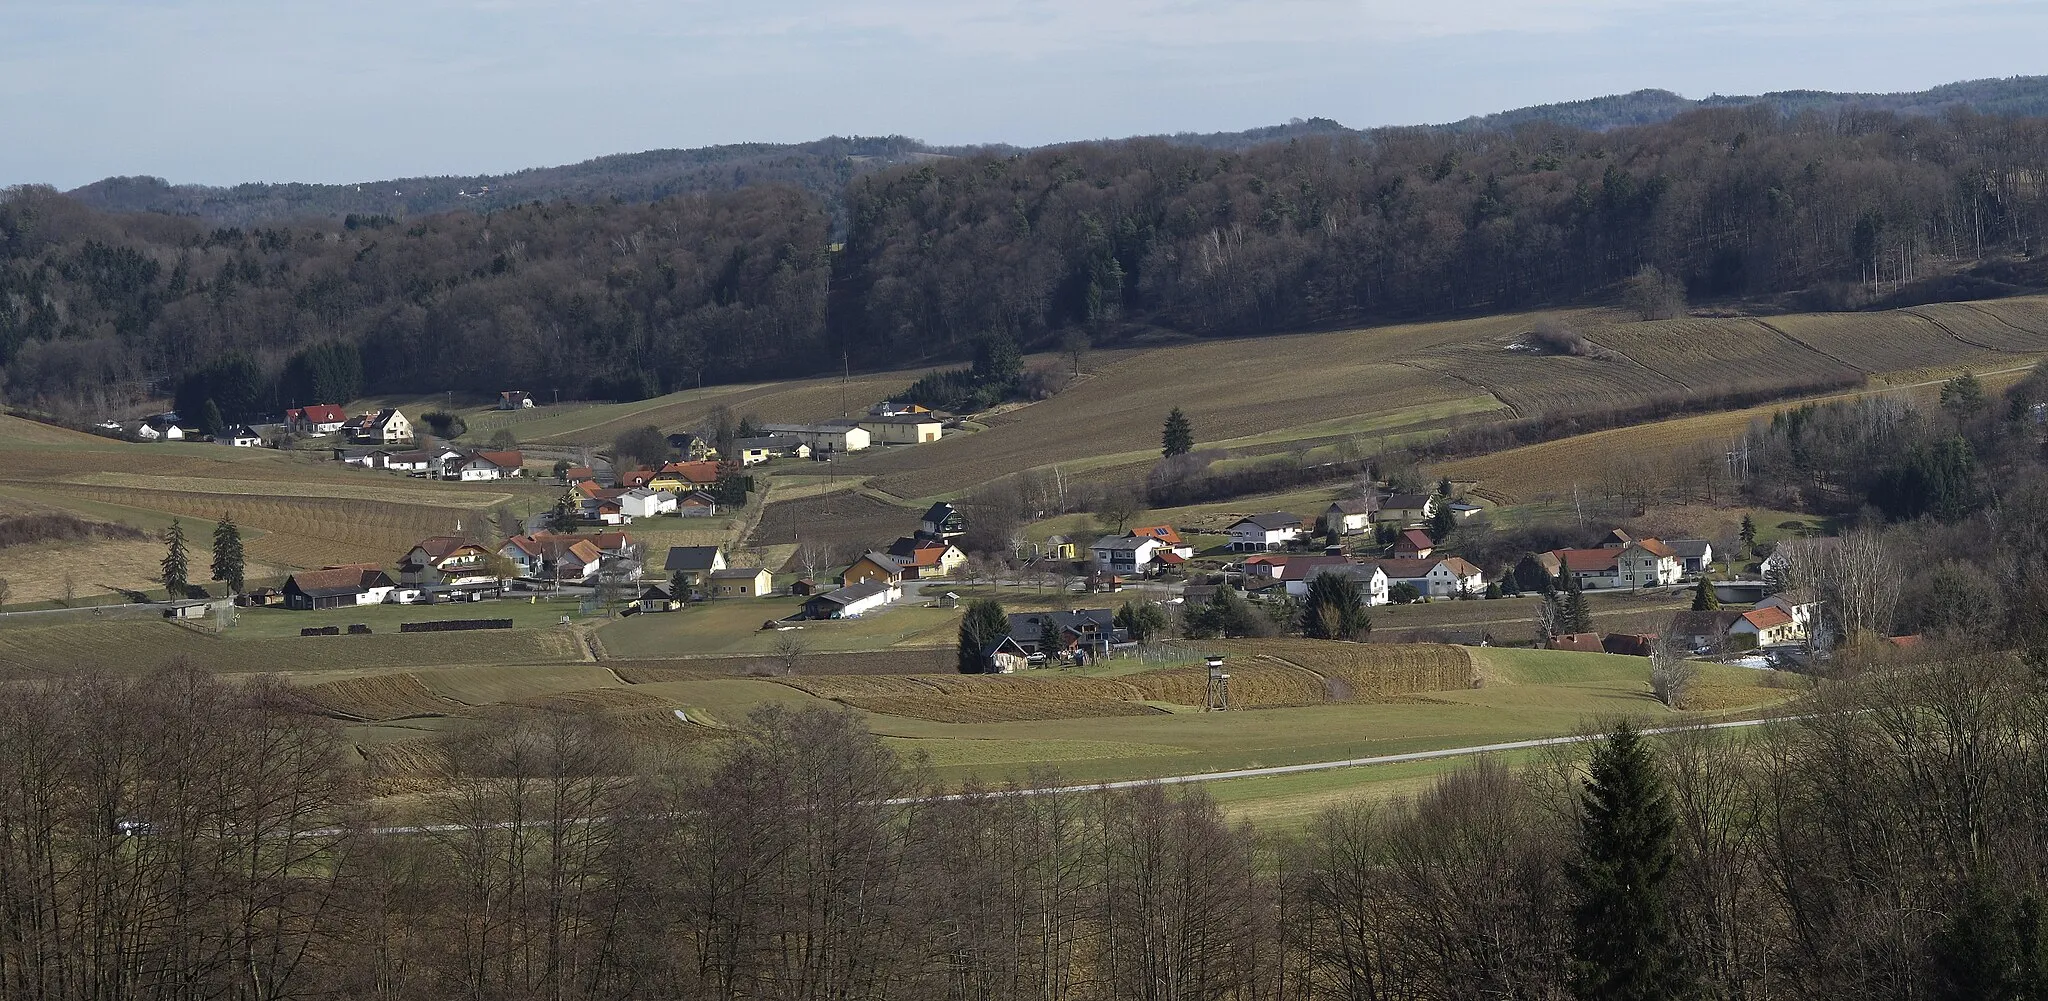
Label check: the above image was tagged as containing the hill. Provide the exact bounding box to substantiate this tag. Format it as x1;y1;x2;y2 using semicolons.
1440;76;2048;132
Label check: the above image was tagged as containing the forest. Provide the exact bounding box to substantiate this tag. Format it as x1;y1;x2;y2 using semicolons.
6;104;2048;419
4;656;2046;1001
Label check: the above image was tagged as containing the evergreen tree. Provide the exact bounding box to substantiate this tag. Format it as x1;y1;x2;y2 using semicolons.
201;399;225;435
1300;571;1371;640
958;599;1010;673
1689;576;1719;612
1563;573;1593;633
1569;722;1691;1001
210;514;245;594
1427;503;1456;543
1738;514;1757;550
160;520;189;597
1162;407;1194;458
1038;616;1061;657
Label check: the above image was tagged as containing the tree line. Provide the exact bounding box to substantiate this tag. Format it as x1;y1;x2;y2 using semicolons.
7;106;2048;419
4;653;2046;1000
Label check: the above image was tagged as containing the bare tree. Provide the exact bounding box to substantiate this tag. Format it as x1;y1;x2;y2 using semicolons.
771;631;810;676
795;537;839;582
1096;488;1143;536
1650;636;1700;708
1788;530;1901;644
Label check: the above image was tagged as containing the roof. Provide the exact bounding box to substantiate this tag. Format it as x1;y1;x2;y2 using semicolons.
1375;557;1452;580
411;536;477;560
286;567;391;597
677;490;719;505
1382;493;1435;510
1549;633;1605;653
219;424;259;438
617;469;655;488
734;434;804;450
1667;539;1713;559
290;404;347;423
1628;538;1678;559
1091;535;1157;552
1554;548;1620;573
587;531;632;552
809;581;894;606
764;422;860;436
1130;524;1185;545
1007;608;1117;639
858;413;943;425
657;460;721;484
853;551;904;574
921;502;960;525
708;567;768;580
464;449;523;470
1740;606;1795;630
563;466;596;480
1327;498;1379;515
982;635;1029;659
663;546;725;571
1274;555;1355;581
619;487;666;500
1157;551;1188;565
1395;529;1434;551
1670;610;1744;636
1229;512;1303;532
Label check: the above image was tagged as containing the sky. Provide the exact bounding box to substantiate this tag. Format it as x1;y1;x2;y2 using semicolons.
2;0;2044;189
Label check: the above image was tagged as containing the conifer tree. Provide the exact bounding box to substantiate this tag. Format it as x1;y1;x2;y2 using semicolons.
210;514;245;595
161;520;189;597
1738;514;1757;550
1563;571;1593;633
1161;407;1194;458
1300;571;1371;640
1690;576;1719;611
958;599;1010;673
1569;722;1691;1001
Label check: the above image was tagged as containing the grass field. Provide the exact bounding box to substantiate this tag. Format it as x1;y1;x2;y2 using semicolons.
596;596;965;656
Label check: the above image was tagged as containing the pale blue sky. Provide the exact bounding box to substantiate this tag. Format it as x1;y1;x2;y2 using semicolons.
2;0;2042;188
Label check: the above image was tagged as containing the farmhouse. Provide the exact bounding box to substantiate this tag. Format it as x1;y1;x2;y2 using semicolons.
918;502;966;541
848;413;944;445
283;567;397;610
1669;539;1715;575
1375;556;1484;598
663;546;727;588
619;488;677;519
1090;535;1162;577
980;635;1031;674
804;580;899;619
706;567;773;598
1320;497;1381;536
1374;493;1439;527
1616;539;1683;587
214;424;262;447
731;434;811;465
1247;554;1350;582
1732;605;1801;647
400;537;498;588
286;405;349;435
869;401;930;417
667;433;713;460
499;534;604;584
1006;609;1123;659
676;490;720;517
343;408;411;444
498;391;535;410
653;460;721;490
887;537;966;580
1284;562;1390;605
1392;529;1436;558
1550;548;1622;589
447;450;524;481
842;552;905;588
1669;611;1744;652
762;422;870;454
1226;513;1305;552
1756;591;1823;635
1128;525;1195;558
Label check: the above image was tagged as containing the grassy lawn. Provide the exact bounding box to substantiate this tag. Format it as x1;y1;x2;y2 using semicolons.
597;596;965;657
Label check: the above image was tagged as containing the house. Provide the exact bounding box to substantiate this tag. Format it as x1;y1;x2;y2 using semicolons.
214;424;262;447
663;546;727;588
1284;562;1390;606
1249;553;1350;581
1603;634;1659;657
1669;539;1715;575
340;448;396;469
1446;502;1485;523
1755;591;1822;637
498;391;535;410
498;534;604;583
1548;632;1606;654
577;485;625;521
1616;539;1683;588
803;580;899;619
343;408;411;444
399;537;499;587
842;552;905;588
1669;611;1744;652
237;587;284;608
762;422;871;454
1550;548;1622;589
1392;529;1436;558
127;422;162;442
789;578;819;596
1128;525;1195;558
1091;535;1163;577
633;581;682;613
918;502;966;541
447;450;524;481
667;433;713;460
1321;498;1381;537
616;469;656;489
1374;493;1439;527
869;401;931;417
981;635;1031;674
1006;609;1124;659
1731;606;1801;647
1041;535;1078;561
283;567;397;610
731;434;811;465
1226;513;1305;552
653;460;721;489
849;413;945;445
619;488;677;520
706;567;773;598
286;404;350;435
1375;556;1484;598
676;490;720;517
387;446;463;474
561;465;596;483
887;537;966;580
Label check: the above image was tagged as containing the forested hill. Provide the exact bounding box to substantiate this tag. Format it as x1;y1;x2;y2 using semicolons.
7;106;2048;420
1442;76;2048;133
59;77;2048;226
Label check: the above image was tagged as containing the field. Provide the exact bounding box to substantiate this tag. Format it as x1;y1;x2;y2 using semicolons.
472;370;932;446
752;486;920;553
1584;318;1858;394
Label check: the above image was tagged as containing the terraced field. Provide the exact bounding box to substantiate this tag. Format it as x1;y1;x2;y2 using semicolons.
1759;310;2012;376
1908;299;2048;353
1585;318;1858;394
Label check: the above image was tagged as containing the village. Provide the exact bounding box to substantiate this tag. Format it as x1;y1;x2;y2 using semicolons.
103;388;1839;675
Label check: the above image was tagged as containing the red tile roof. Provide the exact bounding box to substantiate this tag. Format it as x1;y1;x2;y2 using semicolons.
1395;529;1434;553
1631;538;1678;558
1549;632;1605;653
1741;606;1794;630
288;404;348;424
1553;548;1619;573
1130;524;1185;545
658;460;721;484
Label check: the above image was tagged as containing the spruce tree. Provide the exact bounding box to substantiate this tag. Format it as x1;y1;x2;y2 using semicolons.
1300;571;1370;640
160;520;189;597
1563;572;1593;633
1689;576;1718;612
1738;514;1757;550
1569;722;1691;1001
958;599;1010;673
1161;407;1194;458
210;514;246;595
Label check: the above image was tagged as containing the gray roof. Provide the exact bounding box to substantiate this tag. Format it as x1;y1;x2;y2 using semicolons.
734;434;804;450
1230;512;1303;531
708;567;767;579
922;502;960;524
810;580;893;606
1327;498;1380;515
663;546;724;571
1091;535;1152;551
1383;493;1435;510
763;422;856;435
1668;539;1713;558
856;551;904;573
860;413;943;425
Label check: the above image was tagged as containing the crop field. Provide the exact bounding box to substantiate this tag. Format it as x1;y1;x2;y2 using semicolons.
46;486;479;571
845;694;1166;723
1585;318;1858;394
1188;640;1477;699
498;370;929;445
1904;300;2048;354
752;487;918;553
1123;662;1328;708
1404;338;1685;417
300;673;463;721
0;619;584;680
1757;311;2013;376
598;598;964;657
413;664;622;704
606;647;955;682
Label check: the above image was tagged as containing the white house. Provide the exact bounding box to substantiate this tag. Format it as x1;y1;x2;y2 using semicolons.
1226;513;1305;552
619;488;678;520
1755;592;1822;637
1731;605;1801;646
1090;535;1162;577
344;408;411;444
850;414;944;445
447;450;523;481
1320;498;1381;537
1669;539;1715;575
762;422;870;454
731;435;811;466
803;580;899;619
1617;539;1683;588
287;405;350;435
1283;563;1390;606
1376;557;1484;598
215;424;262;447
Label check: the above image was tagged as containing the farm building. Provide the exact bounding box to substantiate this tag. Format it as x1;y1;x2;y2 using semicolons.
886;537;966;580
1548;632;1606;654
763;422;870;454
1320;498;1381;536
1373;557;1484;598
1374;493;1438;527
447;450;524;481
1006;609;1123;659
400;537;498;587
918;502;966;541
619;488;677;519
342;408;411;444
1226;513;1305;552
803;581;899;619
283;568;397;610
1284;563;1390;605
846;413;944;445
1669;539;1715;574
214;424;262;447
286;404;349;434
981;635;1031;674
498;391;535;409
1090;535;1162;577
1392;530;1435;558
732;434;811;465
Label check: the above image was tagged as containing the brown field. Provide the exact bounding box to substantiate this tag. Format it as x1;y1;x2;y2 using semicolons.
0;414;110;446
414;664;620;704
300;673;463;720
843;694;1166;723
1907;300;2048;353
46;486;475;571
608;648;956;682
769;675;944;699
1123;662;1328;708
752;487;919;553
520;371;929;446
1586;318;1857;394
0;621;584;680
1405;339;1683;417
1758;311;2014;375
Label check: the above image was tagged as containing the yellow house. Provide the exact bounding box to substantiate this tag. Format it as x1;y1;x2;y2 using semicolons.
841;552;904;588
705;567;773;598
1043;535;1077;560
